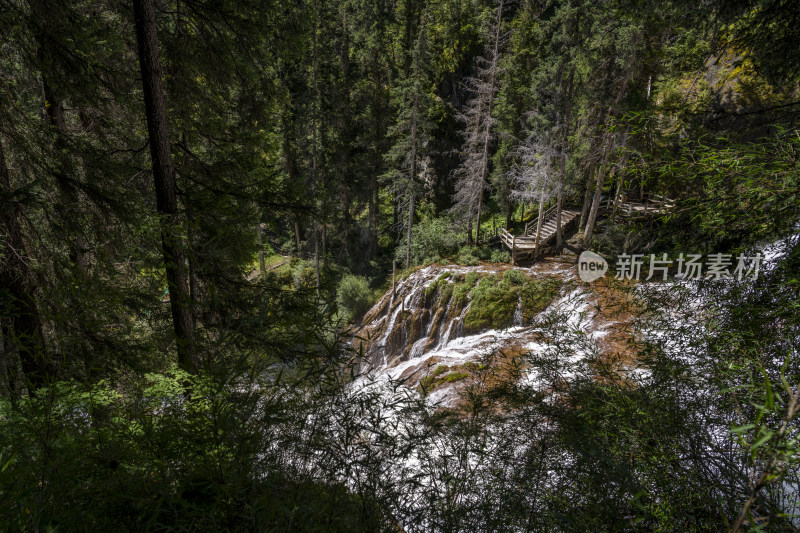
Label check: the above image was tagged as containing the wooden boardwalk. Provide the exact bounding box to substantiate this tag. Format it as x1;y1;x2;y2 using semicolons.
498;192;674;264
500;206;581;264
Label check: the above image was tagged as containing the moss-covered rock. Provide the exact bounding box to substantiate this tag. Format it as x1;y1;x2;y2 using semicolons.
463;275;518;333
520;277;563;323
461;273;563;334
418;365;468;396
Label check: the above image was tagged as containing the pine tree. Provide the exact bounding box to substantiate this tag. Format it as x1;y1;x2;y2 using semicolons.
382;6;436;269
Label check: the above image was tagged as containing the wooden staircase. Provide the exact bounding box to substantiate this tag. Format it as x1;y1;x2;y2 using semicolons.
500;206;581;264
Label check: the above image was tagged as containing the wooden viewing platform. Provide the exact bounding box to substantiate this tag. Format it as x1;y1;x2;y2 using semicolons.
498;191;675;264
500;206;581;264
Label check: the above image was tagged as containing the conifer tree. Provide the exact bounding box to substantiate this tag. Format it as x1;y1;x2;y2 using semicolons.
383;6;436;268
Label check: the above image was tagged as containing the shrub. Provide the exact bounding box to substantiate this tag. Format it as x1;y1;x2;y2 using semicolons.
503;269;528;285
457;252;479;266
280;238;297;256
490;249;511;263
394;217;461;266
293;260;316;289
337;274;373;320
456;245;492;265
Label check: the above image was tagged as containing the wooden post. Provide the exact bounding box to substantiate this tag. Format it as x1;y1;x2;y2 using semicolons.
511;235;516;266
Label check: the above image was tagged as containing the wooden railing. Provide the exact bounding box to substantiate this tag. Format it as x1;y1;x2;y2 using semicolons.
524;204;558;235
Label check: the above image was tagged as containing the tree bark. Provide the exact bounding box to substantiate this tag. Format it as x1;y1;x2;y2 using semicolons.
555;69;573;251
474;0;503;246
533;175;548;256
582;139;611;249
0;137;48;389
314;226;320;295
257;223;265;272
579;169;594;229
133;0;196;372
555;173;564;251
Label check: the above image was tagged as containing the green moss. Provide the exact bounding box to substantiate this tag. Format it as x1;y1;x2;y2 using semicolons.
418;366;467;396
424;272;455;308
432;364;449;377
437;282;454;308
419;375;436;392
520;276;563;323
463;275;518;333
462;361;487;372
444;372;468;383
452;272;479;309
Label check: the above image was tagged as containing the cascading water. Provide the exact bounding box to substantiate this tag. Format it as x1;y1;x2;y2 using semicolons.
349;260;653;406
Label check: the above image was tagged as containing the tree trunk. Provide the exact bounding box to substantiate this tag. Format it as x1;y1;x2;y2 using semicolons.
475;193;483;245
31;0;89;273
257;223;265;272
583;176;603;249
133;0;196;372
0;137;48;389
555;177;564;251
406;95;419;269
533;176;547;255
610;130;630;223
294;219;302;256
555;69;573;251
579;166;595;229
582;140;611;249
475;0;503;246
406;193;416;269
314;226;320;295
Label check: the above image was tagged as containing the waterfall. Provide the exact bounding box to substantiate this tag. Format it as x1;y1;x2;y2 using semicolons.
513;294;523;326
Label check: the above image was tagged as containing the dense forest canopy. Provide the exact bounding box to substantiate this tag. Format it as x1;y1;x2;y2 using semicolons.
1;0;799;530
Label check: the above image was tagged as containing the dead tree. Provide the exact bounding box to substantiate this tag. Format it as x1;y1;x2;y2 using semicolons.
451;0;504;245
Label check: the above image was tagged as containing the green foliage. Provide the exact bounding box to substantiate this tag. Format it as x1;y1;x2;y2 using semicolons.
659;133;800;253
463;275;517;332
337;274;373;321
394;217;462;266
502;268;527;285
419;365;468;395
520;277;563;322
489;249;511;263
2;0;800;530
456;250;480;266
460;272;562;333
